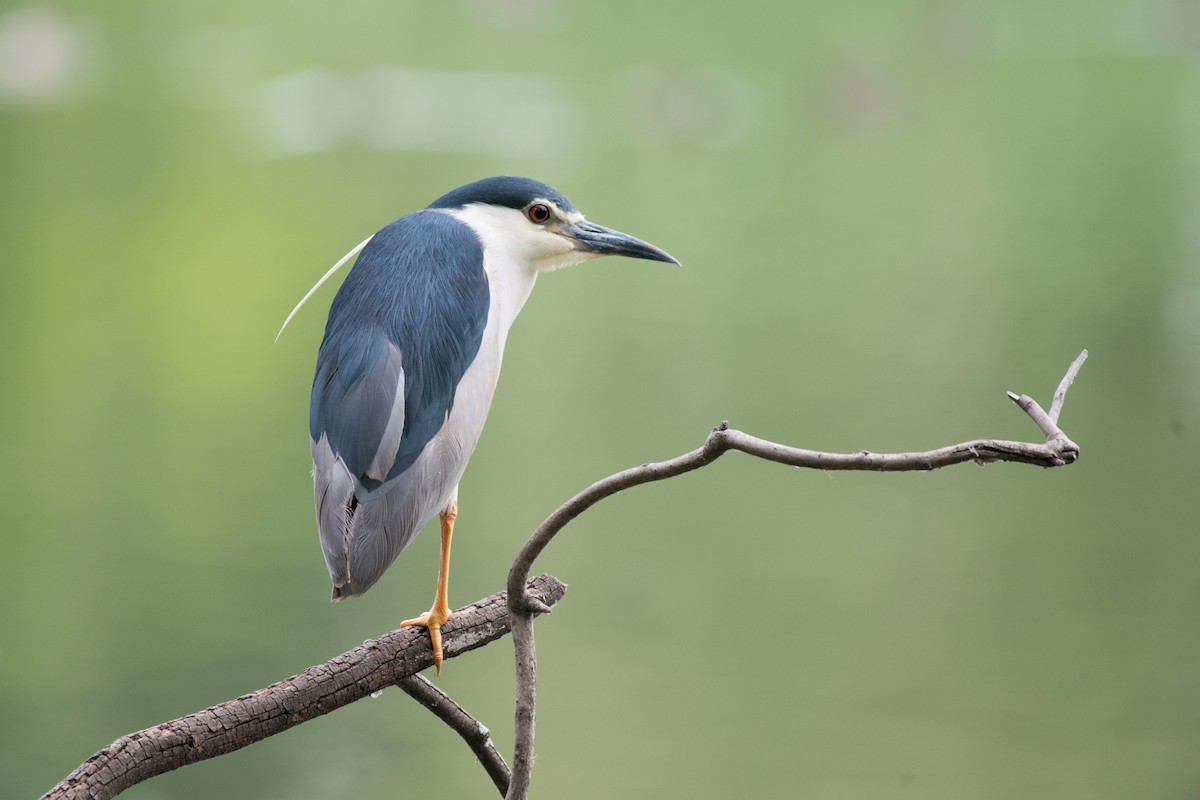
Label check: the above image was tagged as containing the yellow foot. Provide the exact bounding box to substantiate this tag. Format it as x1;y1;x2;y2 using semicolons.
401;606;452;676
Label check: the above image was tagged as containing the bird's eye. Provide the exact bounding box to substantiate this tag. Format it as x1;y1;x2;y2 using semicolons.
527;204;551;224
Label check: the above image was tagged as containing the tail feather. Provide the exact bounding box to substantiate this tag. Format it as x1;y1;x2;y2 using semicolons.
312;434;429;599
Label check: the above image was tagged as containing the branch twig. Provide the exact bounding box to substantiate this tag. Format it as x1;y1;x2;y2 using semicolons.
1048;348;1088;423
43;575;566;800
502;351;1087;800
396;676;510;796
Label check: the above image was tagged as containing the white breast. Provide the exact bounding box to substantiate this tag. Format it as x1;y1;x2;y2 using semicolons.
411;229;539;514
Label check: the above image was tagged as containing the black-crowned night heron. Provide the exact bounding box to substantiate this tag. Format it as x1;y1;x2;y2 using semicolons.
286;177;678;673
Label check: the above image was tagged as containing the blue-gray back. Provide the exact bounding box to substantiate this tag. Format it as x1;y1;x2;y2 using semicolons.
310;210;490;492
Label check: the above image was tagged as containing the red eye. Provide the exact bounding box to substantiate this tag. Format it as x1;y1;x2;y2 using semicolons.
527;203;551;224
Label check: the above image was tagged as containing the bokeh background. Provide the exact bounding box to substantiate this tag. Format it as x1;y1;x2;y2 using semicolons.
3;2;1198;798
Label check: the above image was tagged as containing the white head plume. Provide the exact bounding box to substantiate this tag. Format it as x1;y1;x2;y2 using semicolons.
275;235;374;342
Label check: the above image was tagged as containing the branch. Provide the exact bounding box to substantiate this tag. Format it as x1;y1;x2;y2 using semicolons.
45;352;1090;800
502;351;1087;800
43;575;566;800
396;675;510;796
1048;348;1088;423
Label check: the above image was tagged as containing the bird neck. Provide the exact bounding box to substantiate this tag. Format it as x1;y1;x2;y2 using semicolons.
443;206;542;338
484;251;538;339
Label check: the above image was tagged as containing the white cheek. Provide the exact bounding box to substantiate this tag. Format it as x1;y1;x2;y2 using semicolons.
538;245;596;272
518;227;577;270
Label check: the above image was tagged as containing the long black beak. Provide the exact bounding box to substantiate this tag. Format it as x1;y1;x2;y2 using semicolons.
564;221;680;265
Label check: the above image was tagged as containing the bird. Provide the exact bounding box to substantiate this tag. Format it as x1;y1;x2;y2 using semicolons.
291;176;679;674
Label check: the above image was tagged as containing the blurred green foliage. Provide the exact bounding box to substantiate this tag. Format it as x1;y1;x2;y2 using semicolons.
2;1;1198;798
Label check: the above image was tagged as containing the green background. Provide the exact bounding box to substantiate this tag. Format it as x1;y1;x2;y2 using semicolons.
3;1;1198;798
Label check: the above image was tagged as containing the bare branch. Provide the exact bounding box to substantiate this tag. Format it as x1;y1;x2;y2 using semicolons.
45;353;1090;800
508;363;1083;606
1049;348;1088;423
1005;350;1088;451
396;676;510;796
502;353;1087;799
43;575;566;800
1006;392;1060;442
505;612;538;800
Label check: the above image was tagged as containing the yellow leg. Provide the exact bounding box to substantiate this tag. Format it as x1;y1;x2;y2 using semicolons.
401;499;456;676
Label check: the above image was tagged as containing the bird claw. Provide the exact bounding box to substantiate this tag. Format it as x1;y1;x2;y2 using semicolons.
401;606;452;676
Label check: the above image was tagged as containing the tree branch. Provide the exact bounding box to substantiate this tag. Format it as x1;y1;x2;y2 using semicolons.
502;351;1087;800
43;574;566;800
396;675;510;797
46;352;1090;800
1048;348;1088;423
